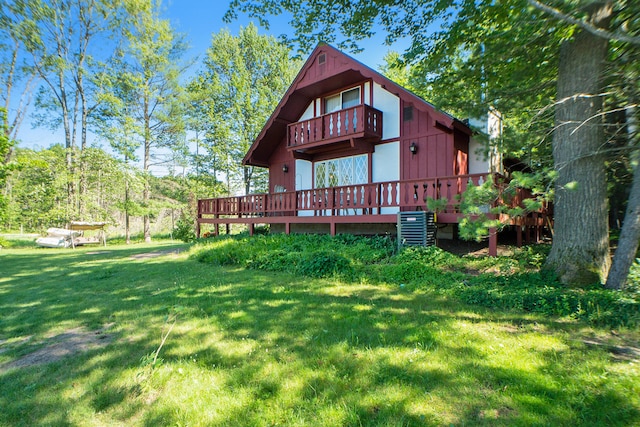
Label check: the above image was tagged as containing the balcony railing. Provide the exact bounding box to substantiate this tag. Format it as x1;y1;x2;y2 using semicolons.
198;173;492;219
287;104;383;150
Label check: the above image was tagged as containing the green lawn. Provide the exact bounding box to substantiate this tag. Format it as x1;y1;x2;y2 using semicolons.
0;241;638;426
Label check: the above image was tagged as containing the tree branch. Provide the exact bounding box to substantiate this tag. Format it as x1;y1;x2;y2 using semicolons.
528;0;640;46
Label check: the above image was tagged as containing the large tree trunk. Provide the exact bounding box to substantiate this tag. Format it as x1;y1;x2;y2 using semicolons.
545;3;612;285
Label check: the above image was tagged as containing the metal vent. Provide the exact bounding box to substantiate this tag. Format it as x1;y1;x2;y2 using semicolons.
397;211;436;250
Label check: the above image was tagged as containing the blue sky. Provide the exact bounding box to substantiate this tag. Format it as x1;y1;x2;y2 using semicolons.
17;0;406;158
165;0;403;70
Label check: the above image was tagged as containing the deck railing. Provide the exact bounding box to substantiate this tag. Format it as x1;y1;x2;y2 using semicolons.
198;173;492;219
287;104;383;149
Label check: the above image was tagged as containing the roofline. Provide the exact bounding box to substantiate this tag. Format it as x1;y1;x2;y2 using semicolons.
243;43;471;166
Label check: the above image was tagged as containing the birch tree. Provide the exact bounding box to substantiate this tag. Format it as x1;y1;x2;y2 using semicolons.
18;0;119;218
0;1;36;145
111;0;187;242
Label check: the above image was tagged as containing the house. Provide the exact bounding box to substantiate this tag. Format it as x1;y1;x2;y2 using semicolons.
197;44;546;255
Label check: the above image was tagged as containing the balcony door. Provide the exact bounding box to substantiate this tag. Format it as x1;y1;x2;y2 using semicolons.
325;87;361;114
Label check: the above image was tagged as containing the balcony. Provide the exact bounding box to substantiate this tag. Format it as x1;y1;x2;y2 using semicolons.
287;104;383;152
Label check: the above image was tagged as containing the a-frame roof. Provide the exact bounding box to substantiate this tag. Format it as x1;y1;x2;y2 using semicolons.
243;43;470;167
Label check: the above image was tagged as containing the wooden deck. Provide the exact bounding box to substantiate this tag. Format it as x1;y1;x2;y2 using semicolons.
197;173;548;256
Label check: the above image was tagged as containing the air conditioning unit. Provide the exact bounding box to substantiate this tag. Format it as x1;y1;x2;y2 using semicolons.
397;211;436;250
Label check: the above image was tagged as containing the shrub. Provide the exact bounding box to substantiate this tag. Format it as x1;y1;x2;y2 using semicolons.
450;271;639;327
628;258;640;291
296;251;353;278
190;234;639;328
173;215;196;242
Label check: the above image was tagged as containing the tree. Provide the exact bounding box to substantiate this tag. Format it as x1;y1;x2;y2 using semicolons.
543;2;614;285
225;0;639;286
194;23;300;195
0;108;15;225
606;142;639;289
0;1;36;145
105;0;188;242
6;145;69;230
17;0;121;218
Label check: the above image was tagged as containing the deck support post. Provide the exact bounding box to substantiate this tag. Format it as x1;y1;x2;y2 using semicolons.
249;223;255;236
489;227;498;257
330;221;336;236
196;221;201;239
214;223;219;236
285;222;291;235
516;224;523;247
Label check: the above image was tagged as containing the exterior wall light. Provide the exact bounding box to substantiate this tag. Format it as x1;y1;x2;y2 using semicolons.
282;164;289;173
409;142;418;155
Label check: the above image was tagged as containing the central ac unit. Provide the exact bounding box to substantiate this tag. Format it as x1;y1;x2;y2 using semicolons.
397;211;436;250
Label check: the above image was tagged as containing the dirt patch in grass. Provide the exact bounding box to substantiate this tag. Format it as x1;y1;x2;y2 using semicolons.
437;239;516;257
129;248;184;259
0;326;113;372
582;337;640;362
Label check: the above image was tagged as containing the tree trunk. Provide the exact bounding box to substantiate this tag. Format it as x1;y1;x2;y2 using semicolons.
125;177;131;245
605;159;640;289
244;166;252;195
545;3;612;285
143;97;151;243
605;106;639;289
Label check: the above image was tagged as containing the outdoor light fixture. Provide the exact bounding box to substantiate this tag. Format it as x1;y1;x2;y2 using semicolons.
282;164;289;173
409;142;418;155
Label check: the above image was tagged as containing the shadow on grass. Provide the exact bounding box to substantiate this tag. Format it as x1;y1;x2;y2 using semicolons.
0;245;638;426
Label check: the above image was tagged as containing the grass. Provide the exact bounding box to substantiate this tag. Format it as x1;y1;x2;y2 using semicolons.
0;238;638;426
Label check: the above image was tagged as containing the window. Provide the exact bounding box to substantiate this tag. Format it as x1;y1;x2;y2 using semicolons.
325;87;361;113
314;155;368;188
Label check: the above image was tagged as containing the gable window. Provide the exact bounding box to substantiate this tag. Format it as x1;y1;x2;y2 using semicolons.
325;87;361;113
314;154;368;188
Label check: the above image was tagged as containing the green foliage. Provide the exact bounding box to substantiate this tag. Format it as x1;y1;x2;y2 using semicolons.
425;196;448;213
173;215;196;243
192;24;301;194
457;176;503;242
194;233;394;279
452;272;639;327
629;258;640;291
194;234;639;328
454;173;552;243
0;108;16;225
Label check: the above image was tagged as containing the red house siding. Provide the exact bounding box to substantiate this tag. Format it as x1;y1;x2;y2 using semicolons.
400;101;458;181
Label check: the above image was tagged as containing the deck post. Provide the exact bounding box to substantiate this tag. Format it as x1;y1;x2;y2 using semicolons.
489;228;498;257
196;221;201;239
330;221;336;236
285;222;291;235
214;223;219;237
516;224;523;247
249;223;254;236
